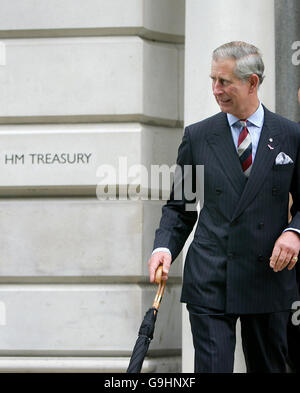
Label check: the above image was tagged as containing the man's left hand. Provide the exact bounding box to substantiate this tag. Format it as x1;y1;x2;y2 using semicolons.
270;231;300;272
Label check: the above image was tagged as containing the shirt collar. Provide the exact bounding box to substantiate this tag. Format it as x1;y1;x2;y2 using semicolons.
227;102;264;128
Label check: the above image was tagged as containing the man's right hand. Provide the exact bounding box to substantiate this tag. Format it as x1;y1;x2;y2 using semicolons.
148;252;172;283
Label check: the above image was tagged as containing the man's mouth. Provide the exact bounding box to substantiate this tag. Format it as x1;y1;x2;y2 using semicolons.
218;98;231;104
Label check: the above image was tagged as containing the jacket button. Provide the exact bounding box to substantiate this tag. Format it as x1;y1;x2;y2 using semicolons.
257;255;264;262
258;222;264;229
272;187;279;195
216;188;222;195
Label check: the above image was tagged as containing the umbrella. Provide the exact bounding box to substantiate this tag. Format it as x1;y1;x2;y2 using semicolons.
126;265;166;373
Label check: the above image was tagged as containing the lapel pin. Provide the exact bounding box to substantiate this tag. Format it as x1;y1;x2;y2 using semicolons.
268;144;274;150
269;138;273;142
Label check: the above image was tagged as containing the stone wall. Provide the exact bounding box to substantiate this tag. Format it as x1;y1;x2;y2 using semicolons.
275;0;300;122
0;0;185;372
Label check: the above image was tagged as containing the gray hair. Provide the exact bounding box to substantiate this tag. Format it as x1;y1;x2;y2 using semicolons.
212;41;265;86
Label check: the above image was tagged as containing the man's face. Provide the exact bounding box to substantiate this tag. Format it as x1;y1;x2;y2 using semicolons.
210;58;252;118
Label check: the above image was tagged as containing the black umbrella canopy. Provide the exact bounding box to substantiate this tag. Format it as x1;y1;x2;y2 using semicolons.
126;307;157;373
127;266;166;373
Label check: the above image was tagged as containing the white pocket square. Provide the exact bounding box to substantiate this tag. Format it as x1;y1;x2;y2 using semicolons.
275;152;293;165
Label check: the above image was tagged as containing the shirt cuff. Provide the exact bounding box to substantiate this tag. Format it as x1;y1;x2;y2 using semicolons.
152;247;172;258
283;228;300;236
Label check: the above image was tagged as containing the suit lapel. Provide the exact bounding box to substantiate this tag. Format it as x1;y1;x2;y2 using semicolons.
231;106;282;221
206;113;247;196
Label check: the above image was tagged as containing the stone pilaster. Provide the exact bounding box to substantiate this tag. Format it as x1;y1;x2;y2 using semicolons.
275;0;300;121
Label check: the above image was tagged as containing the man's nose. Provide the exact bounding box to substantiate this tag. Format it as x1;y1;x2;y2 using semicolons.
213;81;224;96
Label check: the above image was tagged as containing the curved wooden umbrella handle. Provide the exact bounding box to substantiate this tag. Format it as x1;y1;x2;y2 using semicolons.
154;264;163;284
152;265;166;311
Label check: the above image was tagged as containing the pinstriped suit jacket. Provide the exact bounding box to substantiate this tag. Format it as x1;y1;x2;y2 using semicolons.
153;105;300;314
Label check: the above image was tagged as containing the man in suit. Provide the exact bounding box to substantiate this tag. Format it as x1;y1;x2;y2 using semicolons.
148;41;300;373
287;87;300;373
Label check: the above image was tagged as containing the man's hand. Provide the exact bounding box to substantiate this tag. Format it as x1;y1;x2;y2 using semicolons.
148;252;172;283
269;231;300;272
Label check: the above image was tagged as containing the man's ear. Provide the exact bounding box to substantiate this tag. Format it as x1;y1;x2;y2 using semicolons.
249;74;259;93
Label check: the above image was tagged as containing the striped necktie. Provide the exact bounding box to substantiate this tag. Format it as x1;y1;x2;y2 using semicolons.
237;120;252;177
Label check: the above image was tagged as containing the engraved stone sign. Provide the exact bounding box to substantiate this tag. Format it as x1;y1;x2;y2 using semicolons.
0;123;181;196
